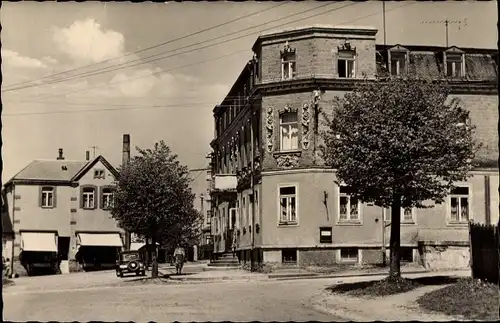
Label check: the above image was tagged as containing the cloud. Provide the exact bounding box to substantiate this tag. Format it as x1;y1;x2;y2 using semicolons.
52;18;124;63
2;49;48;69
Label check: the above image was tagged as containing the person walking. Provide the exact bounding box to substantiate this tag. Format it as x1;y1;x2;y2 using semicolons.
173;244;185;275
4;258;12;279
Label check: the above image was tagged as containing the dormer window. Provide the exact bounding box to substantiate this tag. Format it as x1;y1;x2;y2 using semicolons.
446;53;465;78
282;53;296;80
281;41;296;80
390;52;407;76
337;41;356;78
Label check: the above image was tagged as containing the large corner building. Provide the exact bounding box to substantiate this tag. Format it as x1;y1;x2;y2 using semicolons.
208;25;498;270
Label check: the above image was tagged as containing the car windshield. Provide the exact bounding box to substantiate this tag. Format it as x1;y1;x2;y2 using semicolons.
121;253;140;261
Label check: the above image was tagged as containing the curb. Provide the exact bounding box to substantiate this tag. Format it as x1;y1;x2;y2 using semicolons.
271;269;429;281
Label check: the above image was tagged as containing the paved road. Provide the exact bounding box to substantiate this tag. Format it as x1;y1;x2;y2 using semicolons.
3;270;345;322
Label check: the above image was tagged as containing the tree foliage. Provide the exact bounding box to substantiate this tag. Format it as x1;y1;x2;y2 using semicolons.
320;78;480;277
111;141;202;276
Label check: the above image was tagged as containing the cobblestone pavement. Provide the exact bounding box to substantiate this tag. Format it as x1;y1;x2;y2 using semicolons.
3;270;344;322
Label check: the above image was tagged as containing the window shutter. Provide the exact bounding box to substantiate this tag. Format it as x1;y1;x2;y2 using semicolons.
100;186;104;209
53;187;57;208
92;186;97;210
80;186;84;209
38;186;43;207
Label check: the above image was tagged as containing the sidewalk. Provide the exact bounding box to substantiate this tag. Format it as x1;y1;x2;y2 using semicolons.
166;269;268;282
307;270;470;321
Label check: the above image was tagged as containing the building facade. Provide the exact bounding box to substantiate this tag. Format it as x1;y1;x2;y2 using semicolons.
2;149;123;274
189;167;213;260
209;25;498;269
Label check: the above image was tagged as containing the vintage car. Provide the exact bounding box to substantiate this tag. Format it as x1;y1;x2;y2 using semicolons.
116;251;146;277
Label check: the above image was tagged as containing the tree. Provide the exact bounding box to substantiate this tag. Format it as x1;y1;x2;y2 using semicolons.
111;141;202;278
321;78;479;280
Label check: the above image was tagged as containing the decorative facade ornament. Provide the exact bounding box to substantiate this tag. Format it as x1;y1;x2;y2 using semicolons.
278;103;298;115
338;39;356;52
266;107;274;153
276;153;301;169
313;90;321;106
302;102;310;150
281;41;296;56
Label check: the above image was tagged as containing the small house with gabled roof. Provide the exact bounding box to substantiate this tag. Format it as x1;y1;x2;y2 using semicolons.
2;148;123;275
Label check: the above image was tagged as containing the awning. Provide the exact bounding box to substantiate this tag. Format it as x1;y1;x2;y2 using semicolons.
130;242;160;251
21;232;58;252
77;233;123;247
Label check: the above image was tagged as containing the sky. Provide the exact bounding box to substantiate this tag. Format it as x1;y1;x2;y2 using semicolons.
1;1;497;181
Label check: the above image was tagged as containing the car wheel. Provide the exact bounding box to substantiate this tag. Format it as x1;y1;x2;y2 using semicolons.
116;271;123;278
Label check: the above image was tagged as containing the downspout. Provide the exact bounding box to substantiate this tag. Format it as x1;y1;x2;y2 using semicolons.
250;107;255;272
484;175;491;225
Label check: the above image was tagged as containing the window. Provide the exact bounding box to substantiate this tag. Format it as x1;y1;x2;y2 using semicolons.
446;54;464;78
206;210;211;225
282;248;297;263
390;52;407;76
384;207;416;223
339;186;360;221
281;52;296;80
340;248;358;262
280;112;299;151
242;197;246;228
338;51;355;78
41;187;55;208
101;188;114;210
81;187;96;209
279;186;297;224
402;207;415;223
320;227;333;243
94;169;105;179
450;186;469;222
400;248;414;263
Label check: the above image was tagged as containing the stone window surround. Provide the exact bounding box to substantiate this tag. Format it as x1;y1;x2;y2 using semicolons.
80;185;97;210
40;186;56;209
446;183;472;226
336;185;363;225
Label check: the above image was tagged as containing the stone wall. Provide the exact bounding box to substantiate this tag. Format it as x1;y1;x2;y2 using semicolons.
299;249;337;267
419;242;470;271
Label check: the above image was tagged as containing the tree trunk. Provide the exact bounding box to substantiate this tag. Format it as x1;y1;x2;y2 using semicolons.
151;236;159;278
389;194;402;280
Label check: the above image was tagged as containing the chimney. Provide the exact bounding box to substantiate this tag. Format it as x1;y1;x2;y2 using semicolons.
122;134;130;166
85;151;90;161
57;148;65;160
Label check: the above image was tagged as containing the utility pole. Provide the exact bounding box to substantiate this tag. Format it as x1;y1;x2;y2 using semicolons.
421;18;467;48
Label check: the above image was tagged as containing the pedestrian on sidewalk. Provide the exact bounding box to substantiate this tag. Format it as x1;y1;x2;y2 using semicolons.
173;244;185;275
4;258;12;279
231;230;237;258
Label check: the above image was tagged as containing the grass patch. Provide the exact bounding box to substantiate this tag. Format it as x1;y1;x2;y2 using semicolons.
327;275;459;298
417;278;499;320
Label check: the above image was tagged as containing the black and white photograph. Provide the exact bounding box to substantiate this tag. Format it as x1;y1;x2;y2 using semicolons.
1;1;498;321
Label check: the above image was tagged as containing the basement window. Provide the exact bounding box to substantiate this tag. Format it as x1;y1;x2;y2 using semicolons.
282;248;297;263
340;248;358;262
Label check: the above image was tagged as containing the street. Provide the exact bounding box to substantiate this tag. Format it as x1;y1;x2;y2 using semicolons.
3;271;344;322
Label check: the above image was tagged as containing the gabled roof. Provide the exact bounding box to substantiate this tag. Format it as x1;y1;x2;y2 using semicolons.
71;155;120;181
4;155;119;186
